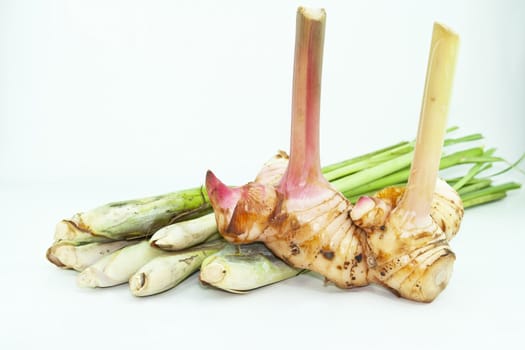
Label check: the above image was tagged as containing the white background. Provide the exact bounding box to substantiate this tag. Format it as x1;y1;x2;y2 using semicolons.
1;1;524;349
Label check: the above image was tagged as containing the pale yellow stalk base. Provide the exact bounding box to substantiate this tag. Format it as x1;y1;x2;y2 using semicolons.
150;213;217;250
77;240;167;288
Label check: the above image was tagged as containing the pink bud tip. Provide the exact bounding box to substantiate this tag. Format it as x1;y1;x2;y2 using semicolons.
205;170;241;211
350;196;376;221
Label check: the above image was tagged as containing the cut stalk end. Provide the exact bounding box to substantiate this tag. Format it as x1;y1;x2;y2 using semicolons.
298;6;326;21
205;170;241;210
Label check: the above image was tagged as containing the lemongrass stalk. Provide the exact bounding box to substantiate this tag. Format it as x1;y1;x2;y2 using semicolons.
129;240;225;296
447;176;490;185
333;146;497;197
460;182;521;202
489;152;525;177
462;192;507;208
199;243;302;293
330;150;414;196
323;143;414;181
340;147;487;198
46;240;136;271
324;132;483;183
77;240;168;288
321;141;410;173
443;133;483;146
459;180;520;208
150;212;218;250
54;187;209;244
453;158;494;191
457;179;493;195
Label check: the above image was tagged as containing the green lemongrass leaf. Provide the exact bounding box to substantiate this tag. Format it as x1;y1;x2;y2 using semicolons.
457;179;493;195
453;163;492;191
462;192;507;208
323;128;479;180
460;156;504;163
332;152;414;194
439;147;484;167
324;143;414;181
340;148;486;197
446;125;460;133
443;133;483;146
460;182;522;202
488;152;525;177
446;176;491;185
321;141;410;173
453;149;496;191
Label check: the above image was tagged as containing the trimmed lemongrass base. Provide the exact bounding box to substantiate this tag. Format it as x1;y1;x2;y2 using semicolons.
77;240;169;288
55;187;210;244
199;243;302;293
150;212;218;250
130;240;225;296
46;240;136;271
